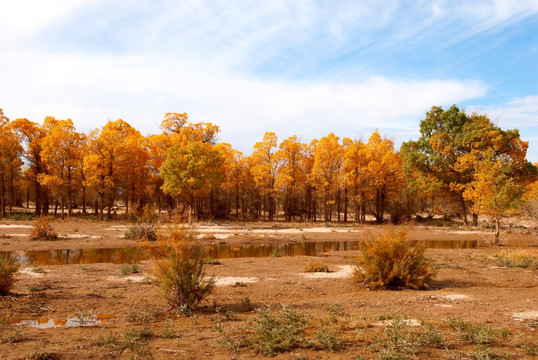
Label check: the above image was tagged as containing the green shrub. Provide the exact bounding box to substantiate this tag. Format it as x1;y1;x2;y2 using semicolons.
494;250;537;270
449;320;507;346
304;260;329;273
370;314;422;359
202;257;221;265
252;305;308;356
120;262;139;275
353;227;437;289
124;223;158;242
29;217;58;241
0;253;19;295
144;227;214;311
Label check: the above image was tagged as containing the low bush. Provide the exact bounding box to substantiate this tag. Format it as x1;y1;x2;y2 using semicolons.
124;223;157;242
0;253;19;295
449;320;509;346
120;262;139;275
494;250;537;270
217;304;307;356
353;227;437;289
29;217;58;241
144;226;214;311
304;260;329;273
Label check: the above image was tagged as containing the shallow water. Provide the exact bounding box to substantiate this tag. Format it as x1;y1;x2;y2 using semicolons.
1;239;487;265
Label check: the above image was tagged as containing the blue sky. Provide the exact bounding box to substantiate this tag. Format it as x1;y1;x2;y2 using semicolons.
1;0;537;161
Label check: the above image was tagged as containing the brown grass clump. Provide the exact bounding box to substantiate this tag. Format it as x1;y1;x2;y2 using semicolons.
353;227;437;289
29;217;58;241
304;260;330;273
0;253;19;295
143;227;214;311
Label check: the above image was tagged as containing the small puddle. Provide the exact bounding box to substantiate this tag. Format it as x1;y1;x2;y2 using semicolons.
13;314;118;328
3;239;480;265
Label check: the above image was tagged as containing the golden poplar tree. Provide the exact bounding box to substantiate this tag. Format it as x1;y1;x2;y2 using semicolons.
39;117;86;218
310;133;343;222
0;109;23;216
250;132;278;220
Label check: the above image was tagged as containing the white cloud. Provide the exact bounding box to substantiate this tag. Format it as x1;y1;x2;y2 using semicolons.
471;95;538;129
0;0;91;45
0;49;487;152
0;0;535;158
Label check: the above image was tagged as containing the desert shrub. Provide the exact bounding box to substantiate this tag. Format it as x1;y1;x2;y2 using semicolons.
120;262;139;275
449;320;509;346
144;227;214;311
29;217;58;241
124;223;157;242
353;227;437;289
493;250;537;270
370;314;422;359
304;260;329;273
0;254;19;295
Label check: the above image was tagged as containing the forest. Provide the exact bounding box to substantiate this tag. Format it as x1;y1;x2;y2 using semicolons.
0;105;536;228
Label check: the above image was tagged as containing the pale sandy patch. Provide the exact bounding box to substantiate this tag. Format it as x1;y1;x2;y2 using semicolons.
214;276;258;286
18;267;47;277
194;226;362;235
195;233;234;239
104;226;129;231
373;319;422;327
106;275;147;282
0;224;33;228
58;234;102;239
434;304;454;308
1;233;29;237
445;230;489;235
512;311;538;321
300;265;354;279
443;294;471;301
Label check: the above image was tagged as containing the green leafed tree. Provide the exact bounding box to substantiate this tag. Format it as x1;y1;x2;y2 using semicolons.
401;105;530;226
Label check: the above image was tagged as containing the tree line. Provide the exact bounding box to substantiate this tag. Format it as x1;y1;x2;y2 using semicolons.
0;106;536;229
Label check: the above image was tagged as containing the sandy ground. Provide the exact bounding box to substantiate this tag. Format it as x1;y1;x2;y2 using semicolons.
0;219;537;359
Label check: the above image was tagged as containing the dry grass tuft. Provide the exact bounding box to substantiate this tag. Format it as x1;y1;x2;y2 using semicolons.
0;253;19;295
304;260;330;273
494;250;538;270
29;217;58;241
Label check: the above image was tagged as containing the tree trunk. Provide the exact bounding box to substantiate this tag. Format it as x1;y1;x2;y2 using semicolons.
9;167;14;215
1;172;5;217
460;196;468;226
343;187;348;222
235;183;239;221
82;186;86;213
67;167;72;217
494;218;501;245
100;192;104;220
60;188;65;220
472;213;478;226
337;188;341;222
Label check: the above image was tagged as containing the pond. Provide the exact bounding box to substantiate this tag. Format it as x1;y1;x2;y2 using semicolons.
1;239;482;265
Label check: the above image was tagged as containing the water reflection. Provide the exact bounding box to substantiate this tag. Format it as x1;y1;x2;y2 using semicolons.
0;239;491;265
4;247;145;266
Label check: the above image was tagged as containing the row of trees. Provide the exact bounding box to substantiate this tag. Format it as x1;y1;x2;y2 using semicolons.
0;106;536;229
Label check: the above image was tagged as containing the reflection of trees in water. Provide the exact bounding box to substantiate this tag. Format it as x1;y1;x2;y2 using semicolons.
4;239;495;266
204;241;358;259
22;247;147;265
